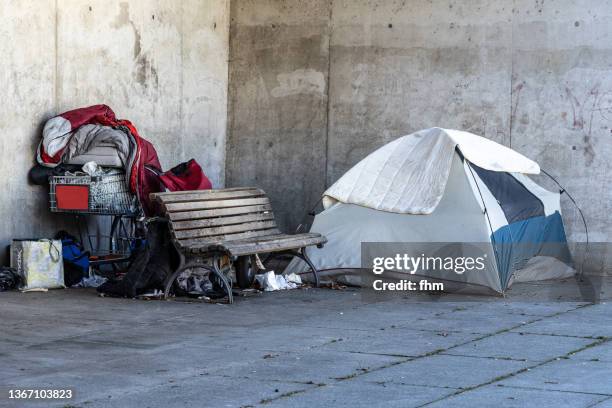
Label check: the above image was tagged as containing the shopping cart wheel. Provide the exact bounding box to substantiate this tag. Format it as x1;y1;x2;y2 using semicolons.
235;255;256;289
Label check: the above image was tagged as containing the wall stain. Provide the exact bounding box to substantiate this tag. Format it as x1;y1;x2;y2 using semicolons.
271;68;326;98
565;85;602;166
112;2;158;90
597;91;612;122
509;81;525;146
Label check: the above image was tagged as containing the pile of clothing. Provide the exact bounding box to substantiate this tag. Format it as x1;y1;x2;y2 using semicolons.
30;104;212;215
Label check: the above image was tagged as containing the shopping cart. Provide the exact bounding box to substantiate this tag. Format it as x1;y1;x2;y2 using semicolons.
49;171;143;270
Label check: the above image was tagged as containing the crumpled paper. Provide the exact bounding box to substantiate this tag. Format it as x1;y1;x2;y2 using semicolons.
82;161;102;176
255;271;302;291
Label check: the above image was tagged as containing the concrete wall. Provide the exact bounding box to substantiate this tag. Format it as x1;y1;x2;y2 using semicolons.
227;0;331;231
0;0;229;261
227;0;612;253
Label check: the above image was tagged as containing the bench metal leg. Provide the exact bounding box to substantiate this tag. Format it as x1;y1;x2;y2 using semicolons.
212;255;233;304
293;248;320;288
163;254;234;304
163;252;186;300
163;264;188;300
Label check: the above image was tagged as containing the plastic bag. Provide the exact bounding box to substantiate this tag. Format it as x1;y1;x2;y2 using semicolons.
10;239;65;290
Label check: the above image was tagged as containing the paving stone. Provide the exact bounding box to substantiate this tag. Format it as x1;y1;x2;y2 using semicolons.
214;349;404;384
3;370;162;407
296;304;455;331
397;309;536;334
463;301;586;317
569;340;612;362
0;318;108;347
500;359;612;395
359;354;529;389
425;384;607;408
320;327;480;357
593;396;612;407
511;304;612;338
445;332;594;362
265;380;455;408
197;324;365;353
76;375;315;408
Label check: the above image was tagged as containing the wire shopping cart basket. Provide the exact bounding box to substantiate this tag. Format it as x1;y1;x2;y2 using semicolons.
50;172;139;215
49;170;143;269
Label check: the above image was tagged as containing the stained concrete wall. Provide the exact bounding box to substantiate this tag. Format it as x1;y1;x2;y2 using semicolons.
0;0;229;262
227;0;331;231
227;0;612;256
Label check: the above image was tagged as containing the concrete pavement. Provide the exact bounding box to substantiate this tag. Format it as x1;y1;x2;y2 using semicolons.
1;277;611;407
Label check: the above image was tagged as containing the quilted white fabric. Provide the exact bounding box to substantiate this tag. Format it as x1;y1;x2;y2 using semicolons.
322;128;540;214
41;116;72;157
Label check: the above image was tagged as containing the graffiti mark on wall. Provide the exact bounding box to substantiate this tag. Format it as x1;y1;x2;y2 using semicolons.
509;81;525;146
564;85;608;166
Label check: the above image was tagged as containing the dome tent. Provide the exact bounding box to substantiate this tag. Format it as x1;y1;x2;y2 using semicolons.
285;128;574;294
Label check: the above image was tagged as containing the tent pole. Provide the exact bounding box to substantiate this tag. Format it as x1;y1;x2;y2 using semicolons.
540;169;589;278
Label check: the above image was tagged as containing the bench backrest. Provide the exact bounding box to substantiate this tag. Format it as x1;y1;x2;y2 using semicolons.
151;188;280;249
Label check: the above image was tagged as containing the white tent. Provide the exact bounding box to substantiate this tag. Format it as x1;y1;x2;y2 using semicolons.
286;128;574;294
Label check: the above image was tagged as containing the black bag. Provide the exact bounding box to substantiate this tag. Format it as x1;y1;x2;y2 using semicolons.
28;164;82;185
97;219;177;297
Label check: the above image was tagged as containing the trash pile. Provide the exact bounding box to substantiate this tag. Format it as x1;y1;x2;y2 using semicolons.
256;271;303;291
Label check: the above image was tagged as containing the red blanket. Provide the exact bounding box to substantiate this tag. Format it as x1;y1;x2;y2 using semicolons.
158;159;212;192
38;105;162;215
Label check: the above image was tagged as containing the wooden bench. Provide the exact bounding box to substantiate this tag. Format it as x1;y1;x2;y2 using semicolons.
151;187;327;303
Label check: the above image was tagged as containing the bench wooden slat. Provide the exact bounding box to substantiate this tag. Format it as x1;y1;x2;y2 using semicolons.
165;197;270;213
178;229;281;248
151;188;326;261
172;212;274;231
153;188;265;204
173;220;278;240
167;204;273;221
153;186;256;197
192;233;327;256
223;233;327;256
151;187;258;201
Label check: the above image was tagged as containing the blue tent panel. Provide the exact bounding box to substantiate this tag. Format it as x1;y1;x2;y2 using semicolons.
491;211;572;289
472;164;545;224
